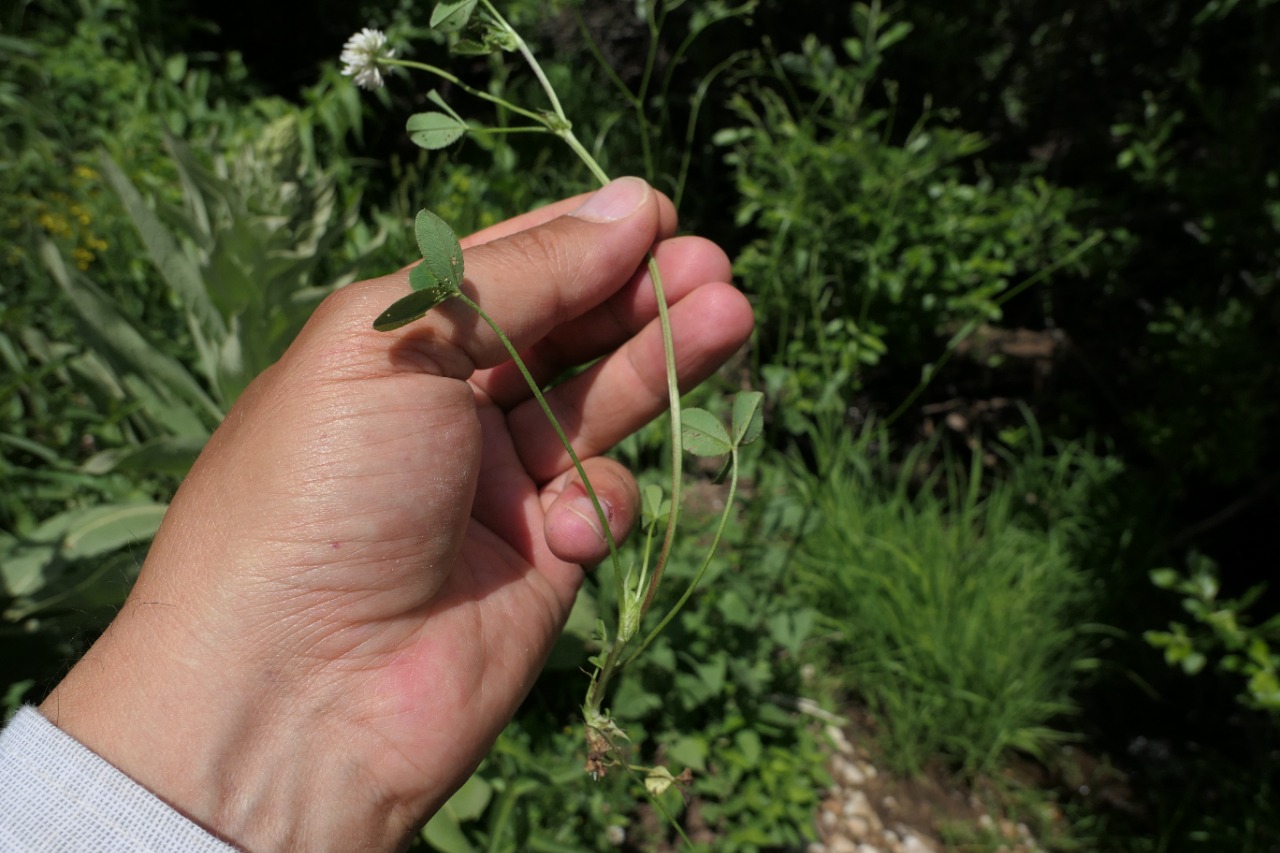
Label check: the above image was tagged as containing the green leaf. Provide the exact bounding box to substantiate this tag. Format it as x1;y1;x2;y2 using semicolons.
0;503;167;597
644;765;678;797
430;0;478;32
420;772;491;852
641;483;670;527
735;729;763;766
446;772;492;822
372;285;457;332
56;503;168;561
42;243;223;424
80;436;207;477
408;262;436;294
415;209;465;290
681;408;732;457
731;390;765;448
876;21;914;51
420;812;473;853
666;734;709;773
406;112;468;150
426;90;465;122
98;152;226;348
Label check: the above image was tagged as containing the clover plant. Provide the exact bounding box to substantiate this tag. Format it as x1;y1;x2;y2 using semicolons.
340;2;762;791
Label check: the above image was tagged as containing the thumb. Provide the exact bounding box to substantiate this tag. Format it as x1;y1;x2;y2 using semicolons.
289;178;673;382
542;457;641;566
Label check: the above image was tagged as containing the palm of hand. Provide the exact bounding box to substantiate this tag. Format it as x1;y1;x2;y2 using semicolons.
40;188;752;850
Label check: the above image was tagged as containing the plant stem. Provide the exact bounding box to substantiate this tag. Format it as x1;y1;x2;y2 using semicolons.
407;1;697;729
479;3;685;625
383;58;545;123
479;1;567;120
455;291;622;579
624;445;739;668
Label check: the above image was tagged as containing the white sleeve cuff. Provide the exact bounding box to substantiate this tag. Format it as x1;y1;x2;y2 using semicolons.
0;706;237;852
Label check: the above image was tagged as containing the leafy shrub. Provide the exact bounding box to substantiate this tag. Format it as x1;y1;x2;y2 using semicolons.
1146;553;1280;716
717;3;1097;435
0;3;394;699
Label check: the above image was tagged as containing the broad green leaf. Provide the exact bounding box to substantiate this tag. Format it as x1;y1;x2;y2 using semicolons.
122;374;209;439
415;210;465;289
694;654;728;695
0;544;55;597
0;503;167;597
406;112;467;150
450;24;518;54
430;0;478;32
420;771;491;852
666;734;709;773
8;550;146;621
681;407;732;457
98;152;226;378
446;772;492;821
80;436;207;477
420;811;473;853
731;390;765;448
372;285;457;332
58;503;168;560
42;243;224;424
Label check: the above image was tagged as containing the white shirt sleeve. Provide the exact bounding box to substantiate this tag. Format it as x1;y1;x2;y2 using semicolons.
0;706;238;852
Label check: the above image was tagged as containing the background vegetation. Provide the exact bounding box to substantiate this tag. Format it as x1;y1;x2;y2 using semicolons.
3;0;1278;849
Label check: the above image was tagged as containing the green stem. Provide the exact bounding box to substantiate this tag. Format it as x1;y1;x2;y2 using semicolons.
623;445;738;668
412;1;696;729
585;639;626;717
477;6;685;621
479;1;567;120
456;291;622;580
639;251;682;618
383;57;546;123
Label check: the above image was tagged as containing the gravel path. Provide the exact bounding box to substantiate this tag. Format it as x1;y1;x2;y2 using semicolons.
807;722;1048;853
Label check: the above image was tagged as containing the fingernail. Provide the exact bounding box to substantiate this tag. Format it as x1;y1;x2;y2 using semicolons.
570;177;649;223
566;494;609;542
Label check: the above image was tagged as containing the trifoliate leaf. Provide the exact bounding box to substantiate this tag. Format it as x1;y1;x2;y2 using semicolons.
681;408;732;457
414;209;465;290
372;281;457;332
731;390;765;448
641;483;669;527
407;112;467;150
430;0;478;32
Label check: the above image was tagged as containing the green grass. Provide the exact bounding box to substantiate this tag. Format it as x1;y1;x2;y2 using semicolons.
797;433;1099;776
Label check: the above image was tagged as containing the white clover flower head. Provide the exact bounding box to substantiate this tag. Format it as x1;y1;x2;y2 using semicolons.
340;27;395;91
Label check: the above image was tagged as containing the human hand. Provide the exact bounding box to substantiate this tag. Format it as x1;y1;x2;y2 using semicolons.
39;178;753;851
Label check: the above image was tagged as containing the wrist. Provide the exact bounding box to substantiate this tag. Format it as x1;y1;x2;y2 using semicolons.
39;598;422;851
